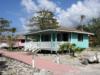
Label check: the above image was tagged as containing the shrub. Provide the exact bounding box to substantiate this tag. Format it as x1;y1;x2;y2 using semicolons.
75;47;84;53
59;43;75;53
59;43;84;56
59;43;68;53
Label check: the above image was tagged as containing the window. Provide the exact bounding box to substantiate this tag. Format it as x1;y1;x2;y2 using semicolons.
41;34;51;41
57;33;62;41
57;33;69;41
62;33;69;41
21;40;25;43
52;33;55;41
78;34;83;41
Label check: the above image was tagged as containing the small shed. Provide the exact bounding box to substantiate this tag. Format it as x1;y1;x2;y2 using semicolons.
14;35;25;48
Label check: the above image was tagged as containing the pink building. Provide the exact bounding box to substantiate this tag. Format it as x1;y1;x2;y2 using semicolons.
14;35;25;48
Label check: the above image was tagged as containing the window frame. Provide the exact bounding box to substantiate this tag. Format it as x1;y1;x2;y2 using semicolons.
78;34;83;41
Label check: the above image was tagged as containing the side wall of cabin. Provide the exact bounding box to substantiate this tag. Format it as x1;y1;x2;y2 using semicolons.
71;33;89;48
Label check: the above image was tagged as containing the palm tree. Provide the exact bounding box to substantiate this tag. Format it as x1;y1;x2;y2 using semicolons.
11;28;16;37
0;18;10;34
0;36;2;43
11;28;16;33
80;15;85;31
7;35;13;50
11;28;16;50
7;28;16;50
0;18;10;43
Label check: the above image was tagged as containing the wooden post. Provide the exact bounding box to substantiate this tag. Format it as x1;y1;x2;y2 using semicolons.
51;33;53;54
39;34;41;50
56;54;60;64
55;32;57;52
68;33;71;42
61;33;63;41
32;53;35;74
32;54;35;68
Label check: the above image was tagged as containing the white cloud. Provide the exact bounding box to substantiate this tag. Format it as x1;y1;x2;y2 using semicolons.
21;0;58;13
20;17;39;32
37;0;57;12
21;0;38;13
57;0;100;27
21;0;60;31
21;0;100;31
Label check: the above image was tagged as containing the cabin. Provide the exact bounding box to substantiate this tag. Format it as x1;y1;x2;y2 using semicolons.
25;27;94;51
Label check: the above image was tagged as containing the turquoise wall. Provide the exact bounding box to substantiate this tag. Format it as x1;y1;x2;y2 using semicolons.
71;33;89;48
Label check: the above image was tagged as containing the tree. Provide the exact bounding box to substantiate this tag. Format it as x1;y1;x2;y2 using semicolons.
0;18;16;50
7;28;16;51
0;18;10;35
37;10;59;30
0;18;16;34
77;15;85;31
77;17;100;45
86;18;100;45
10;27;16;37
11;28;16;33
80;15;85;23
7;35;13;50
26;9;59;31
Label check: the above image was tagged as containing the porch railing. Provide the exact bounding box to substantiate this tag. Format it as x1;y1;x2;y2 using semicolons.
24;41;68;51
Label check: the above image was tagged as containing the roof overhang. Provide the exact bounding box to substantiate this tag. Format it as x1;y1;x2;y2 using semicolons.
25;29;94;36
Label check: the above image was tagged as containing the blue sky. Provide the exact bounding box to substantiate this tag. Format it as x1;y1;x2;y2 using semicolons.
0;0;100;33
0;0;80;32
0;0;24;32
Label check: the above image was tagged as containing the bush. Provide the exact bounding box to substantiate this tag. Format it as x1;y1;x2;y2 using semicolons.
75;47;84;53
59;43;76;53
59;43;69;53
59;43;84;56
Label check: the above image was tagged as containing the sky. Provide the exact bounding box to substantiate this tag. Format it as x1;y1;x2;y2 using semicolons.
0;0;100;33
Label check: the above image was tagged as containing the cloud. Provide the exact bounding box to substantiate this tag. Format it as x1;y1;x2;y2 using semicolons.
57;0;100;27
21;0;60;31
21;0;38;13
20;17;39;32
21;0;100;31
21;0;57;13
37;0;57;12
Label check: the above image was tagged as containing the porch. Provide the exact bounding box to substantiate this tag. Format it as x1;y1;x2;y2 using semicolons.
25;32;71;51
25;28;89;51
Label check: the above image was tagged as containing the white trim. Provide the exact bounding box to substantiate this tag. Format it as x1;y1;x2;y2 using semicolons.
26;29;94;35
